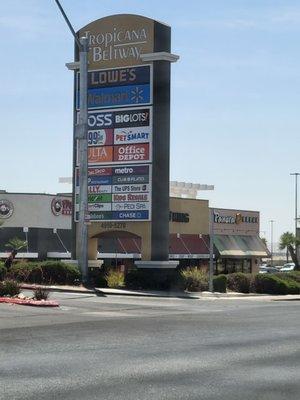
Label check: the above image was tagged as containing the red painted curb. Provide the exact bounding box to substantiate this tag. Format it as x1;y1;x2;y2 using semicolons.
0;297;59;307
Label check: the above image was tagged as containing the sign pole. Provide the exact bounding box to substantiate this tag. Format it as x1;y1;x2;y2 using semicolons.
77;36;89;284
209;208;214;292
53;0;89;283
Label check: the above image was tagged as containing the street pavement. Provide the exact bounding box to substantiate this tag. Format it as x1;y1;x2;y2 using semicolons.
0;292;299;400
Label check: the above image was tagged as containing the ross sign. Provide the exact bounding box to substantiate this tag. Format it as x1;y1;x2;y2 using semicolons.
0;199;14;219
86;107;151;129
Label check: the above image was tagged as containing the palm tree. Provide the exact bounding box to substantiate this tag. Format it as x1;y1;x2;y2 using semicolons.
5;237;27;251
279;232;300;270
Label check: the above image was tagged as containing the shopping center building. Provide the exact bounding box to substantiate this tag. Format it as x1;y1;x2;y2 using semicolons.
0;191;268;273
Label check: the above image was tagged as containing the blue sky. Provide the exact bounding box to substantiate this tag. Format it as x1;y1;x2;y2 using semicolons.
1;0;300;244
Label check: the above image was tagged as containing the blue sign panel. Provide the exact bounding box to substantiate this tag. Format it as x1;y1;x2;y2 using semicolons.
77;84;151;109
87;176;112;185
88;66;150;88
87;211;113;220
112;211;149;220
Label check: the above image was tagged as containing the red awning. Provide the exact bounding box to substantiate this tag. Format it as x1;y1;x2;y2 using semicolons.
169;234;210;259
98;234;210;259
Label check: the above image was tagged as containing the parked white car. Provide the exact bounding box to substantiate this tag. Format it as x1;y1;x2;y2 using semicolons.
280;263;295;272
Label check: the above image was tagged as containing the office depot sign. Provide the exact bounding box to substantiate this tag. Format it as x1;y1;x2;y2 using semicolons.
114;143;149;162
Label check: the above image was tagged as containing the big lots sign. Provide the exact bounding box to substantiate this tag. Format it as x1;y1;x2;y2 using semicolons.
212;208;260;236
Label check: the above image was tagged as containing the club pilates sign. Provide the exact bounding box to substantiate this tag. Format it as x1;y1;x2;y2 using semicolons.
213;209;259;235
79;14;154;69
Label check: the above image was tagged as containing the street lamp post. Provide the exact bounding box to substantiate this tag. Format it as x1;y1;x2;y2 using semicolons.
290;172;300;239
209;208;214;292
270;220;275;266
54;0;89;283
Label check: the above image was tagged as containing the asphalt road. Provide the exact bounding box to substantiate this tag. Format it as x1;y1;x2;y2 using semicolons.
0;293;299;400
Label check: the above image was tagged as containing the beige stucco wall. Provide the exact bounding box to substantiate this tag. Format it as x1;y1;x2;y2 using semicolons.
169;197;209;235
87;197;210;259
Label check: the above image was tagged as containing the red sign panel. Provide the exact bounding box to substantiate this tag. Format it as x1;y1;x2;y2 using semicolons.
113;143;149;162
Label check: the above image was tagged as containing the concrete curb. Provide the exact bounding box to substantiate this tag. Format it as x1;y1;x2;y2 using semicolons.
21;284;95;295
0;297;59;307
20;284;198;299
20;284;300;301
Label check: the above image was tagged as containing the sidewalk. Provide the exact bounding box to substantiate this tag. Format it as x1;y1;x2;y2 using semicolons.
20;283;300;301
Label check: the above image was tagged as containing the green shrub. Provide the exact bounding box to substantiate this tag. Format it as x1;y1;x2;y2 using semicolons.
8;261;81;285
227;273;251;293
273;273;300;294
88;268;108;287
105;270;124;288
180;267;208;292
0;262;7;281
8;262;43;283
279;271;300;284
125;269;183;291
33;287;50;300
213;275;227;293
0;280;20;297
40;261;81;285
250;274;288;295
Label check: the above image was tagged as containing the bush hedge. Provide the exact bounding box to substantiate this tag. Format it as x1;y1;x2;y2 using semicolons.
227;272;251;293
213;274;227;293
125;269;183;291
7;261;81;285
251;274;288;295
0;280;20;297
180;267;208;292
0;262;7;281
105;270;125;288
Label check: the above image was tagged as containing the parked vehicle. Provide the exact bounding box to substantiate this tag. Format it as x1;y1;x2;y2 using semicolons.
279;263;295;272
259;265;278;274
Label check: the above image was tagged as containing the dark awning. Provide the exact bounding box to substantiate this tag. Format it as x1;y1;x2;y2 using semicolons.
169;234;210;259
213;235;269;258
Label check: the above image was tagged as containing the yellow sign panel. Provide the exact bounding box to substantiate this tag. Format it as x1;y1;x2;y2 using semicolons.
79;14;154;69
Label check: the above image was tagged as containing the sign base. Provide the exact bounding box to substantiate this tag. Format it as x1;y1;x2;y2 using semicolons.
135;260;179;269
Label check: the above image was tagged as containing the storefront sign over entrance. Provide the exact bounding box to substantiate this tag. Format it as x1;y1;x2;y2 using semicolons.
212;208;259;236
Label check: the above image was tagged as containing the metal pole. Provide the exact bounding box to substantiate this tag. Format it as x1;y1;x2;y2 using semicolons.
54;0;89;283
290;173;300;238
270;220;274;266
209;208;214;292
295;174;298;238
77;36;89;284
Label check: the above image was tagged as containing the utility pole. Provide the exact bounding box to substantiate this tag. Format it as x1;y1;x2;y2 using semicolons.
290;172;300;239
270;220;275;266
54;0;89;283
209;208;214;292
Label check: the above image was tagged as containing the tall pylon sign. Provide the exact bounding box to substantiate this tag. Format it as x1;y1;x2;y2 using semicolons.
73;14;179;266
